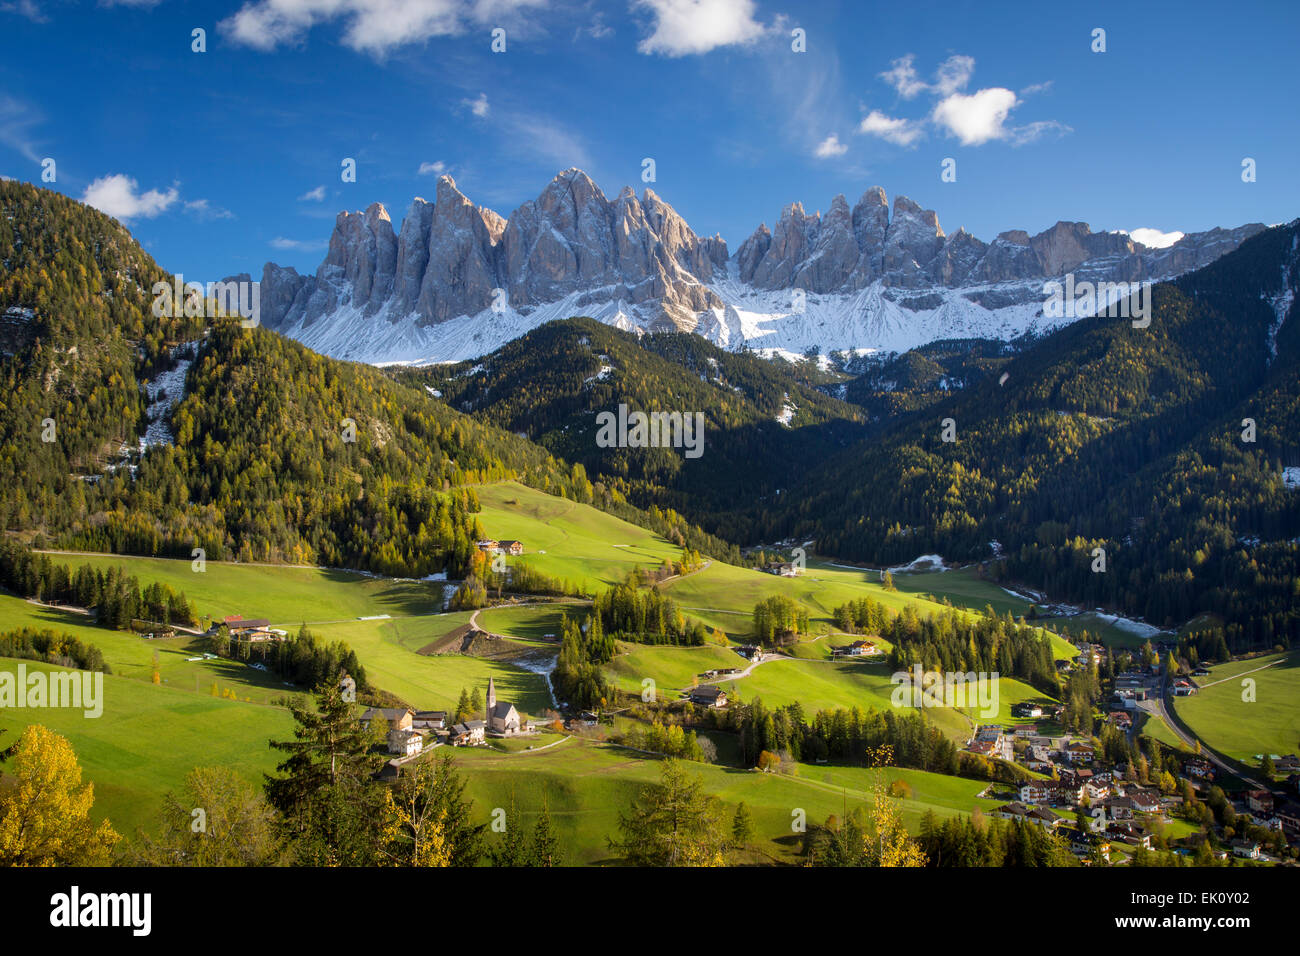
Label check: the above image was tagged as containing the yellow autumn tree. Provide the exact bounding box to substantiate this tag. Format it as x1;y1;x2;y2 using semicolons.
863;745;927;868
380;762;452;867
0;725;119;866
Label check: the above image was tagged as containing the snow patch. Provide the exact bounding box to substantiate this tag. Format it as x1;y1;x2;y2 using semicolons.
139;353;193;451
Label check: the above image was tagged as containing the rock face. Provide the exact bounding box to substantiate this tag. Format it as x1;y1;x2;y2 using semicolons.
263;169;722;333
259;168;1267;356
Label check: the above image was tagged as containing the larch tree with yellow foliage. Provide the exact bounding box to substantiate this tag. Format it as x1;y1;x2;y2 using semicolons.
863;745;927;868
0;725;119;866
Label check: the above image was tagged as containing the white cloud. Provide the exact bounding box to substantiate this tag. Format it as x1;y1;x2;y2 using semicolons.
464;92;490;117
1125;228;1185;249
932;54;974;96
879;54;926;99
299;184;326;201
858;110;924;147
813;133;847;158
184;198;235;221
221;0;545;56
881;53;974;100
82;174;179;220
634;0;766;57
872;54;1068;149
418;160;448;175
931;87;1019;146
271;236;328;251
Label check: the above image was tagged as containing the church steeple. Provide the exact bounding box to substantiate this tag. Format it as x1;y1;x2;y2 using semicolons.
486;676;497;714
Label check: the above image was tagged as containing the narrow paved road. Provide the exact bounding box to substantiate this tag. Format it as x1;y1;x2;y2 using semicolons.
1151;666;1278;795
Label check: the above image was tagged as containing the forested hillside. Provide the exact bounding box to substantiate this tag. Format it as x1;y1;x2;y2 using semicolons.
755;224;1300;652
402;317;866;520
0;183;735;576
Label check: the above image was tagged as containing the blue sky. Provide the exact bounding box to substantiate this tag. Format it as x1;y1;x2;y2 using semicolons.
1;0;1296;280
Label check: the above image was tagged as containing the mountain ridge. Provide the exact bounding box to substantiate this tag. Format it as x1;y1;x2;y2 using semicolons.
256;168;1268;365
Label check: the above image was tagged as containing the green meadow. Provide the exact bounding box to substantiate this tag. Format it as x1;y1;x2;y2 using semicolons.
0;658;293;839
1174;652;1300;764
0;482;1098;857
444;737;1001;865
36;551;445;626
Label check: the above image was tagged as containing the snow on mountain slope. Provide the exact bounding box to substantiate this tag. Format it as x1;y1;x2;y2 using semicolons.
257;168;1270;367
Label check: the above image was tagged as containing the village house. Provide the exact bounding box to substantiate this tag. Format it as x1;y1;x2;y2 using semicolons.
476;539;499;553
412;710;447;730
361;707;414;732
1274;801;1300;836
1246;789;1275;814
689;684;727;708
1108;821;1153;849
387;727;424;757
993;802;1059;829
832;639;879;658
223;616;282;643
1172;679;1196;696
1230;839;1262;860
498;540;524;556
1274;754;1300;774
1063;741;1095;764
1023;747;1055;773
1011;702;1044;719
449;720;486;746
763;561;798;577
1107;711;1132;731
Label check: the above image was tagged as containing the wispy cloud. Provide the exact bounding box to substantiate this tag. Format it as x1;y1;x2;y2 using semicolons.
298;184;326;201
1;0;47;23
858;110;924;148
0;94;44;164
418;160;449;175
463;92;490;117
184;198;236;221
270;236;328;250
221;0;546;57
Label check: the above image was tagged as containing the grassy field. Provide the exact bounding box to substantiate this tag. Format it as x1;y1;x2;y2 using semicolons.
476;482;681;592
0;482;1096;860
1137;711;1189;753
606;641;745;697
443;736;1001;865
476;483;1079;660
0;658;293;839
36;552;445;626
1174;652;1300;765
301;617;554;716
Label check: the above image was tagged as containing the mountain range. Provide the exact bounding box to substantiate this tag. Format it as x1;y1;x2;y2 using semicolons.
254;168;1266;365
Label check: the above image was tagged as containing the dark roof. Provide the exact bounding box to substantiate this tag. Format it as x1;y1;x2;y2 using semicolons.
226;617;271;629
362;707;413;721
414;710;447;719
691;684;724;699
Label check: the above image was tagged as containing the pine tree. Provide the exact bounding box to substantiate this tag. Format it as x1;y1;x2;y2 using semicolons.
731;801;754;847
529;801;561;867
